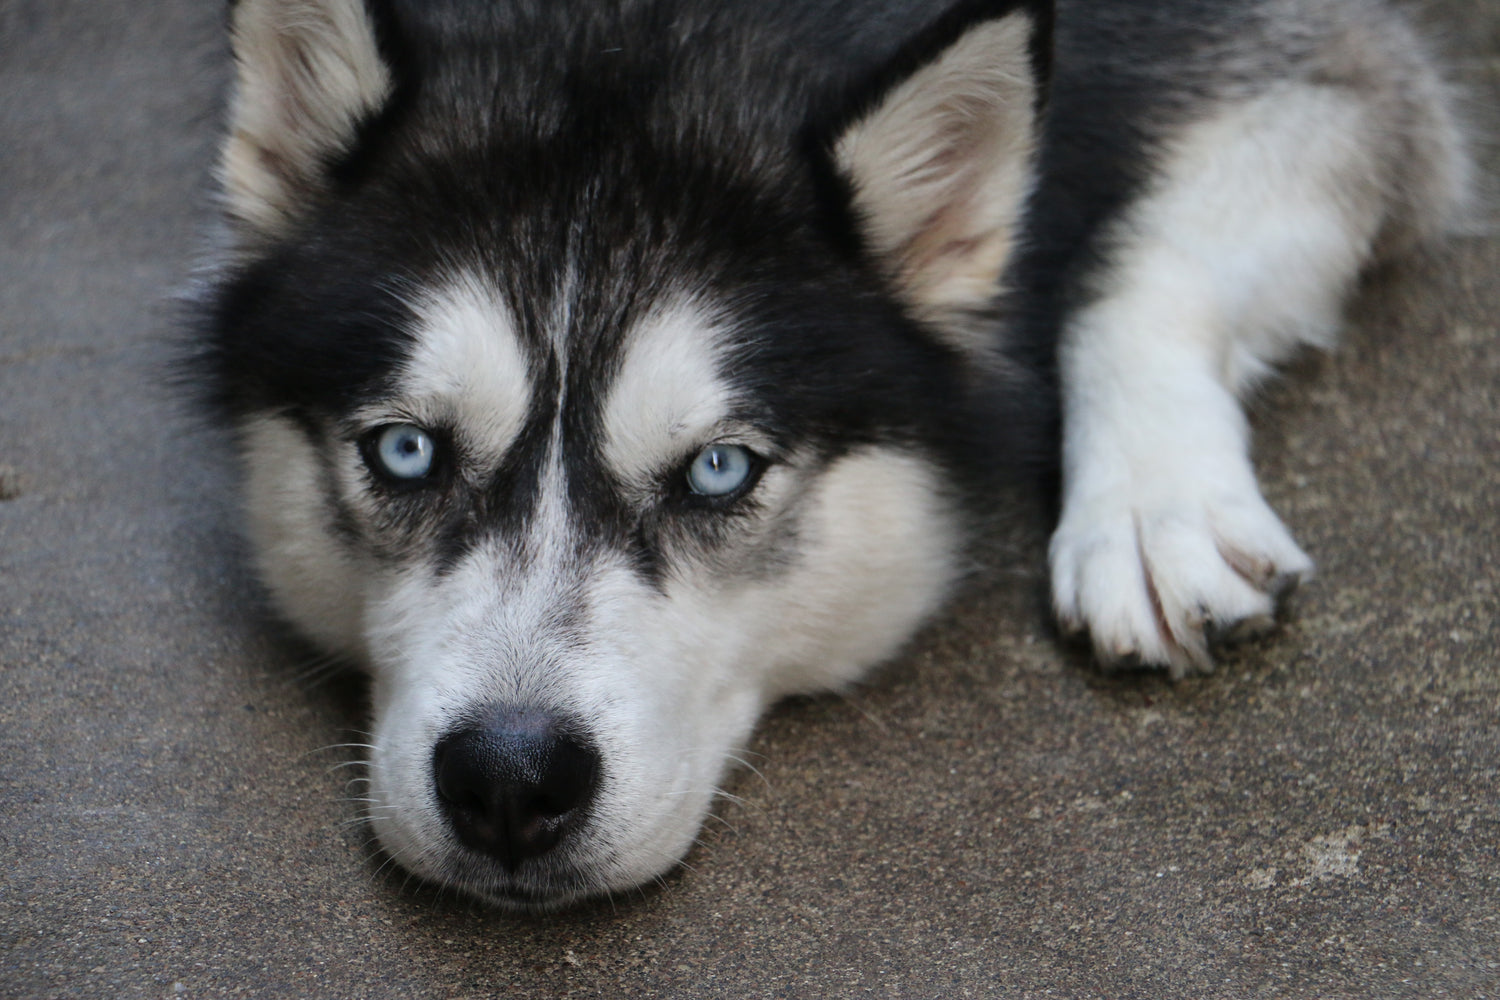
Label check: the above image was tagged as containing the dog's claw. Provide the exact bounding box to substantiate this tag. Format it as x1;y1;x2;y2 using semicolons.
1051;485;1312;678
1205;612;1276;648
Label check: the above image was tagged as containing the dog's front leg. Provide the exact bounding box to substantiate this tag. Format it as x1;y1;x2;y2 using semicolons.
1049;276;1316;677
1048;80;1463;677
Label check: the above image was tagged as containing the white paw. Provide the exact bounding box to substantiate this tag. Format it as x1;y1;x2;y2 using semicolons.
1049;484;1313;678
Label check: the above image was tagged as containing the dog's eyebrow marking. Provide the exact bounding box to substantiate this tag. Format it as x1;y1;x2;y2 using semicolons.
401;273;534;464
600;299;737;488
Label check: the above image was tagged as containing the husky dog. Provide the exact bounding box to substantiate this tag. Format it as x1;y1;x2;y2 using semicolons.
190;0;1467;908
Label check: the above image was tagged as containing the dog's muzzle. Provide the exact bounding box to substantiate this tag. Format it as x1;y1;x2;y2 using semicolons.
432;706;600;870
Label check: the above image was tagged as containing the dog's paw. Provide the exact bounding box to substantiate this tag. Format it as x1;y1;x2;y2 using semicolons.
1049;485;1313;678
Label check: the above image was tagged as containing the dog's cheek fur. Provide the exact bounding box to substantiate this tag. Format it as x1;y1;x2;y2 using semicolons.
241;414;371;658
743;447;962;697
599;447;960;886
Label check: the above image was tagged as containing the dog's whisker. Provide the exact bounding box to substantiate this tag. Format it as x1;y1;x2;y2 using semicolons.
831;690;892;732
272;650;355;688
723;756;772;793
300;742;380;761
700;812;740;836
326;759;370;773
710;787;749;807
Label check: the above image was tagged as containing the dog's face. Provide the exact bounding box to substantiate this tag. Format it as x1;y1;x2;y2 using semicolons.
236;272;968;905
200;0;1046;907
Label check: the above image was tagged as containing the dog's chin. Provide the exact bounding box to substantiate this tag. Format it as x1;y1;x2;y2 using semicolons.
448;868;607;914
382;847;686;913
371;850;602;912
479;885;592;914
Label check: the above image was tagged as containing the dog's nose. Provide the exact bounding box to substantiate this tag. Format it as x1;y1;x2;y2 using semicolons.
432;707;599;869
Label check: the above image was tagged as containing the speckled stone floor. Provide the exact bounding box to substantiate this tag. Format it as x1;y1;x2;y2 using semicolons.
3;2;1497;997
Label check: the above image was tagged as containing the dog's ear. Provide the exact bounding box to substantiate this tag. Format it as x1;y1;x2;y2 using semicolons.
829;1;1051;331
220;0;394;238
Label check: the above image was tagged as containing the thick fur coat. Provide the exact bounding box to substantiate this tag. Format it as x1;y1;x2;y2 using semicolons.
189;0;1467;907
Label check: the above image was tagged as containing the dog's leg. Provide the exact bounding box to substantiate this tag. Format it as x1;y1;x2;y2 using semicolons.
1049;78;1464;677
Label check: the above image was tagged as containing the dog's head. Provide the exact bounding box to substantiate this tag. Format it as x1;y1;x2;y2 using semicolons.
195;0;1050;908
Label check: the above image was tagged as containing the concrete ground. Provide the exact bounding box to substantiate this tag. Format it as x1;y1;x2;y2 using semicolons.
2;2;1497;997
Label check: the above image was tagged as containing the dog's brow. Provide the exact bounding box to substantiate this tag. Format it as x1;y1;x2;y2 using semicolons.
599;299;736;486
402;274;534;461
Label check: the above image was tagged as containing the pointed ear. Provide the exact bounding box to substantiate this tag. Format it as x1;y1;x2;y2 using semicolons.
220;0;394;238
832;2;1050;332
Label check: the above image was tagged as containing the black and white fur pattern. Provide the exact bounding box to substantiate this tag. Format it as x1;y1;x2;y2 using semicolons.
189;0;1468;908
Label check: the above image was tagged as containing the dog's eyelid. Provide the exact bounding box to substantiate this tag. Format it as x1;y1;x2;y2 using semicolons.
344;405;439;435
344;413;460;454
665;426;779;478
691;418;781;459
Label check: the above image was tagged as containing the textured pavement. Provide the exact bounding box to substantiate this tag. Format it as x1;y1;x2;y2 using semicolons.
3;2;1498;998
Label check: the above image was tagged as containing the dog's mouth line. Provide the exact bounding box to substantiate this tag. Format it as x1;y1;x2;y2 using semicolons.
436;850;607;907
477;883;581;909
465;869;631;912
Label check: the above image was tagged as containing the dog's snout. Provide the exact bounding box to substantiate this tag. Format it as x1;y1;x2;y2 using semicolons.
433;707;599;869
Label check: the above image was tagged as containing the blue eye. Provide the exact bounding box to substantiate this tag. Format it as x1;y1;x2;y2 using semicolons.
372;423;436;480
686;443;755;498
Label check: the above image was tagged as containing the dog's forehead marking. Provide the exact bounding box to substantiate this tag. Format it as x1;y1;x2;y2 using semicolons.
401;274;532;462
601;299;737;486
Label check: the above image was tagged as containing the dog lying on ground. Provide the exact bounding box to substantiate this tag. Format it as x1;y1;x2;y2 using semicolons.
188;0;1468;908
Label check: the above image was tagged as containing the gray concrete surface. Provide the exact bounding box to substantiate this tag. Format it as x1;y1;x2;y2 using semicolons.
2;2;1497;997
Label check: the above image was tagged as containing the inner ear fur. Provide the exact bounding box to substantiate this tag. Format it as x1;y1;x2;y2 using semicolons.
220;0;393;239
831;1;1052;345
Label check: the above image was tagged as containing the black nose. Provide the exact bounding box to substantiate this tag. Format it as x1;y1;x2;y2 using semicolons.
432;707;600;869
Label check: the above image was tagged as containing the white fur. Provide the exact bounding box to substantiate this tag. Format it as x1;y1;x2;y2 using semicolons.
397;275;534;468
241;413;372;657
750;448;960;697
600;300;751;491
1049;84;1394;677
